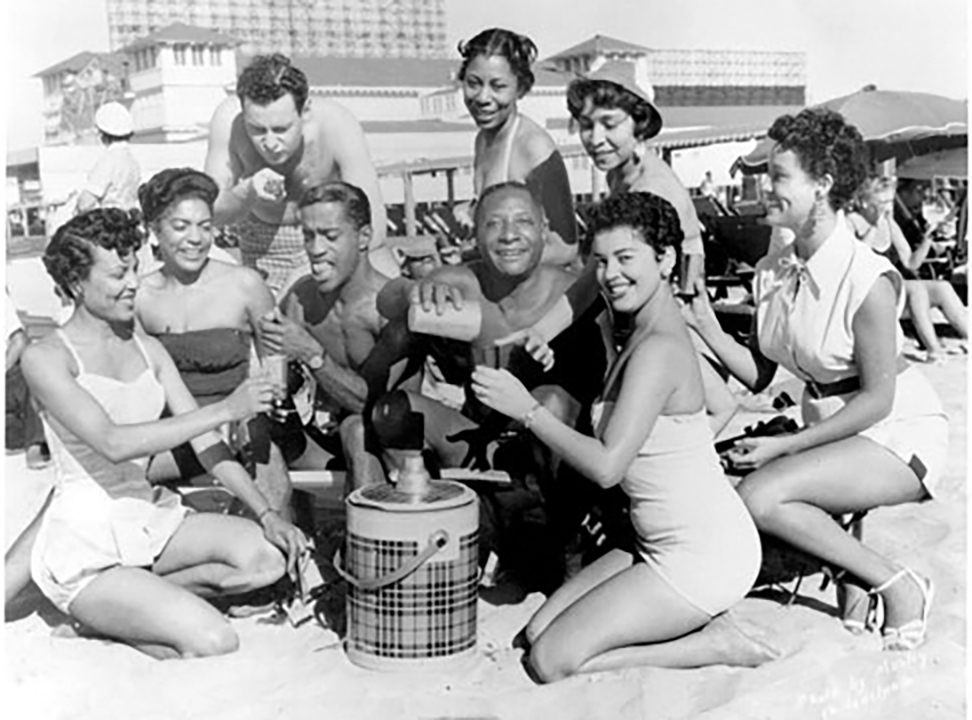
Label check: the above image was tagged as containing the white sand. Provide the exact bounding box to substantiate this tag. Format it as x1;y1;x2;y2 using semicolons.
3;258;967;718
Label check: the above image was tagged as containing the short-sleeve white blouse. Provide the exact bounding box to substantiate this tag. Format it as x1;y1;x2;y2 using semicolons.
753;212;904;385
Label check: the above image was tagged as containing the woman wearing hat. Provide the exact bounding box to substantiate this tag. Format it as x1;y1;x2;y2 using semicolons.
458;28;579;268
500;61;734;428
568;60;705;284
76;102;141;215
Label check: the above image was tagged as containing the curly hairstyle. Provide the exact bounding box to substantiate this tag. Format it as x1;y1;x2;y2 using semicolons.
236;54;309;112
567;79;658;141
767;108;870;211
43;209;143;301
138;168;218;225
585;192;684;265
457;28;538;94
297;181;371;230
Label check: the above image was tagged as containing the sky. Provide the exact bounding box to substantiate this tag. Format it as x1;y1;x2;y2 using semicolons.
2;0;969;152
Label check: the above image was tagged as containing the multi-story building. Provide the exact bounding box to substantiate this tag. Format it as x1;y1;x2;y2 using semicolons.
105;0;447;59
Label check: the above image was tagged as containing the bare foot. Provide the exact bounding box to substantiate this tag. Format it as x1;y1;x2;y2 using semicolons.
704;611;783;667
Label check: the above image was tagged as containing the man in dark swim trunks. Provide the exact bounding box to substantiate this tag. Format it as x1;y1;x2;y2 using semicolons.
372;181;607;580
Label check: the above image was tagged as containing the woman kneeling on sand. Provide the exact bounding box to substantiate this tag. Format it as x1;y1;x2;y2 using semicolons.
683;109;947;650
21;209;307;658
472;192;773;683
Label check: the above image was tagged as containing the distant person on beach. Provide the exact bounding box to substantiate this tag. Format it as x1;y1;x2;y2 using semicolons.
471;192;769;681
848;174;967;363
699;170;717;198
894;178;954;278
134;168;308;520
258;181;414;492
458;28;578;268
683;108;947;651
19;209;306;659
204;54;396;296
76;103;141;215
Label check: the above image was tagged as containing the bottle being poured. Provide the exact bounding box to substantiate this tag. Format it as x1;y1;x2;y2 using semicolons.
371;390;432;502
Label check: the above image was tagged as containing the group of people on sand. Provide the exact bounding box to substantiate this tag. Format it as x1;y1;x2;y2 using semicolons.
4;27;952;681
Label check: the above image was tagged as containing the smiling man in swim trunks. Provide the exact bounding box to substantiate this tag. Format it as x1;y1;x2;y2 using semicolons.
204;54;397;296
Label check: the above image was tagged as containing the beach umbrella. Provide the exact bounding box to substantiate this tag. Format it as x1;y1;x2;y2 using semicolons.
897;147;968;180
734;87;968;174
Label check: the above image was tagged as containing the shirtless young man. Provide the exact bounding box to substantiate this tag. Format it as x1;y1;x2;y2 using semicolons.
204;54;397;296
258;181;412;491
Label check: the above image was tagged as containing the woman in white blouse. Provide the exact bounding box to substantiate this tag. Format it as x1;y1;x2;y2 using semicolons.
683;108;947;652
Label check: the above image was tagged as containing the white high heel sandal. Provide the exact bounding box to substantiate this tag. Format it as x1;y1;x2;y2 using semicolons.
869;567;935;651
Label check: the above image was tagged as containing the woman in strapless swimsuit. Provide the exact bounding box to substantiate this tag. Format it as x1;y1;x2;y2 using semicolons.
135;169;328;518
472;192;768;683
21;209;307;658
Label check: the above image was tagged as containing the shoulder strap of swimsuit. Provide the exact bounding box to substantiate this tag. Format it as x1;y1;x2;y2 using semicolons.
54;328;86;374
500;113;521;183
130;332;156;373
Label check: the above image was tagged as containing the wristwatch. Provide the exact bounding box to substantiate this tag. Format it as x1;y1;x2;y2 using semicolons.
305;352;325;371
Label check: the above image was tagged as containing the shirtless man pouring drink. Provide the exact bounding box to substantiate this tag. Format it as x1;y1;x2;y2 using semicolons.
205;54;398;296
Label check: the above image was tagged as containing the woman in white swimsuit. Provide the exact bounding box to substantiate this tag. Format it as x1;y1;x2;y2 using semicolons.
683;108;946;652
458;28;578;268
472;192;768;683
21;209;307;659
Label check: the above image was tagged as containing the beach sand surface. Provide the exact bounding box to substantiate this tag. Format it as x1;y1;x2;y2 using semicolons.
2;255;966;719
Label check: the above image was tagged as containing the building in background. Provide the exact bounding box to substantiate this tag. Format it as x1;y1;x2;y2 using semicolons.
34;51;132;146
105;0;447;59
17;29;808;218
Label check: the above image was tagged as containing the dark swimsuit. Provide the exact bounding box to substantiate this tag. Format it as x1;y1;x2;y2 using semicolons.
156;328;304;477
156;328;251;407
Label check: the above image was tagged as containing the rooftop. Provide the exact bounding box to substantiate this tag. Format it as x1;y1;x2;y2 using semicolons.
34;51;128;79
121;22;240;51
542;34;651;63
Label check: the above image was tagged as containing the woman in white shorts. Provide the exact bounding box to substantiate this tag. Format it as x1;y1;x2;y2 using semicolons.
684;108;947;652
22;208;307;658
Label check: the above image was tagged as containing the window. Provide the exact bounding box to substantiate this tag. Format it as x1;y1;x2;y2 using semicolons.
191;46;205;65
209;47;221;65
174;45;187;65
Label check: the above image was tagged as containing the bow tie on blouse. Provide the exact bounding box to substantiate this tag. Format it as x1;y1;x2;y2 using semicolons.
776;252;819;301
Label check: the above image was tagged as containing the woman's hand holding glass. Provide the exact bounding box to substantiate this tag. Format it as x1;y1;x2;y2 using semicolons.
495;327;555;371
223;377;276;421
471;365;537;422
